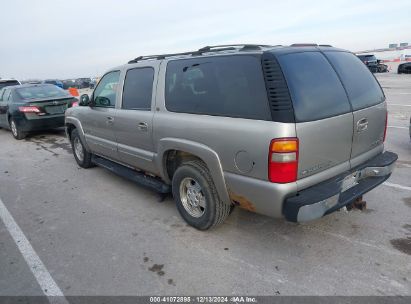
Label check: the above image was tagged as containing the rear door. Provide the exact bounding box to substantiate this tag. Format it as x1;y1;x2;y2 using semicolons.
324;51;386;167
80;71;120;160
113;64;157;173
277;51;354;181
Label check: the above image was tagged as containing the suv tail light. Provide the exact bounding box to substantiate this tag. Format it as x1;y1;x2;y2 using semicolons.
383;111;388;142
268;138;298;183
18;106;40;113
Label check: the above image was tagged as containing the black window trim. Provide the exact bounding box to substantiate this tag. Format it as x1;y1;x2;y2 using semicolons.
92;70;121;108
121;66;155;111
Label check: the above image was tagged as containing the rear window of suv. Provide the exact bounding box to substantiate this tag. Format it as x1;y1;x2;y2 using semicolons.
325;51;385;111
165;55;271;120
278;52;351;122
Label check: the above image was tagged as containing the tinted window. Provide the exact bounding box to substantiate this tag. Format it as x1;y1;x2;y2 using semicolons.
325;52;385;110
165;56;271;120
93;71;120;107
0;80;19;90
278;52;351;122
122;68;154;110
16;85;69;100
358;55;377;61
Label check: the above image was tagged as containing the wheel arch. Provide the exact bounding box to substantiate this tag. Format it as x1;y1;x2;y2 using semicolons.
156;138;231;205
65;116;91;151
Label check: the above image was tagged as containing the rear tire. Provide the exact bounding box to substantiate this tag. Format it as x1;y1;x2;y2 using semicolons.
9;118;26;140
172;160;231;230
70;129;93;168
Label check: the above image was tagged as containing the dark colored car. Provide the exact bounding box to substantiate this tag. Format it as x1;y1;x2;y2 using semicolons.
0;84;78;139
377;60;388;73
43;79;64;89
62;79;77;89
357;54;378;73
398;62;411;74
75;78;91;89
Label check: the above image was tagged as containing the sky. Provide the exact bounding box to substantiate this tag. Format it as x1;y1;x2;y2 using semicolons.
1;0;410;80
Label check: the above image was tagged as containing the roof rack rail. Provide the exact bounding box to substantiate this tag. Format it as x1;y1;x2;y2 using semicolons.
128;44;275;64
128;50;200;64
198;44;273;52
319;44;333;47
290;43;318;47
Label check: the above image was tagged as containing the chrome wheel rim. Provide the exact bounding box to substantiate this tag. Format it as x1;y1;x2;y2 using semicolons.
73;137;84;162
179;177;206;218
10;121;18;137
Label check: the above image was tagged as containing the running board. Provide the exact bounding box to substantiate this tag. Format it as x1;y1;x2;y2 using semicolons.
91;155;171;194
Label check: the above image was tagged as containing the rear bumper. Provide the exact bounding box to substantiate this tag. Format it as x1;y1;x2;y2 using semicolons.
15;115;65;132
283;151;398;222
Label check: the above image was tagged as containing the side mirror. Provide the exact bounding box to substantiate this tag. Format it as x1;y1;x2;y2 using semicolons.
79;94;90;106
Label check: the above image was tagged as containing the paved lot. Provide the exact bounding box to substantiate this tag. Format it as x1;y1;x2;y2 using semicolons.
0;73;410;296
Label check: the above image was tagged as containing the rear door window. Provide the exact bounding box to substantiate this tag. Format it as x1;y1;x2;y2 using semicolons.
165;55;271;120
278;52;351;122
324;51;385;110
122;67;154;110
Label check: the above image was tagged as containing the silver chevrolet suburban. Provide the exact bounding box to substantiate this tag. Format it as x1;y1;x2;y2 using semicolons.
65;44;398;230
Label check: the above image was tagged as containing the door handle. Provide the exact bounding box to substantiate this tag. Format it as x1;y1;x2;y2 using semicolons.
106;116;114;124
137;122;148;131
356;118;368;132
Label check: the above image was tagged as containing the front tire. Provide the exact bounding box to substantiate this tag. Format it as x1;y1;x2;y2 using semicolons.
70;129;93;168
172;160;231;230
9;118;26;140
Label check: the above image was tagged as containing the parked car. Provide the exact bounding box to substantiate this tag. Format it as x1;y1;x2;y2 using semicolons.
0;84;78;139
43;79;64;89
357;54;378;73
398;62;411;74
376;60;388;73
75;78;91;89
65;44;397;230
62;79;77;89
0;78;20;89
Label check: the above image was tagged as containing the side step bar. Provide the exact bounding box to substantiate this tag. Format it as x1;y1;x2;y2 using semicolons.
91;155;171;194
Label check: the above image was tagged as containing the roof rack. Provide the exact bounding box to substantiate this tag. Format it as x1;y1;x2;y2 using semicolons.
290;43;333;47
128;51;199;64
128;44;275;64
198;44;273;52
290;43;318;47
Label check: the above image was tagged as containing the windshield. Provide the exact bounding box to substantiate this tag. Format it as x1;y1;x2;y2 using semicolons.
0;80;19;89
16;85;69;100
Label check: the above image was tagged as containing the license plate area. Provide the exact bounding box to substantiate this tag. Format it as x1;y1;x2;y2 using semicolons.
341;172;359;192
45;105;65;114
